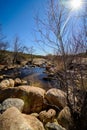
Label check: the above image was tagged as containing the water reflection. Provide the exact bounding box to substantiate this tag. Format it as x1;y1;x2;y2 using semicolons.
19;66;52;90
0;66;53;90
19;66;46;78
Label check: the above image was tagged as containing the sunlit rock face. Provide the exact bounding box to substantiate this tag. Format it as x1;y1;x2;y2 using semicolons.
0;107;45;130
0;79;14;89
23;114;45;130
45;88;67;109
0;107;32;130
0;86;46;114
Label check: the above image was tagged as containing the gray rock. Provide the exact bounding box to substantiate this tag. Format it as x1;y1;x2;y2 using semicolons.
2;98;24;112
45;122;66;130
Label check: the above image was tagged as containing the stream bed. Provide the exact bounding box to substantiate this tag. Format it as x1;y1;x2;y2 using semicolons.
0;66;53;90
19;66;53;90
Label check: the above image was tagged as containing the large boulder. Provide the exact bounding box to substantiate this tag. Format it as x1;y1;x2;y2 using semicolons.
57;107;72;130
18;86;46;113
23;114;45;130
45;122;66;130
39;109;56;123
0;107;32;130
0;107;45;130
45;88;67;109
0;86;45;113
1;98;24;112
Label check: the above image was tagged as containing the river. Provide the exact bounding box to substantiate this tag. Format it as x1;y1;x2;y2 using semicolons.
0;66;53;90
19;66;53;90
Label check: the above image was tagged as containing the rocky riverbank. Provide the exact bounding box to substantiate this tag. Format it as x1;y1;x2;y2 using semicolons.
0;56;87;130
0;77;72;130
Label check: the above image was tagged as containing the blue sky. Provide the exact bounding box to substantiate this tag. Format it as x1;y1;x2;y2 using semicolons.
0;0;48;55
0;0;86;55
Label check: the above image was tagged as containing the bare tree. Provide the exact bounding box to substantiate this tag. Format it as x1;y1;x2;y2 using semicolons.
34;0;87;129
12;36;25;65
24;46;35;64
35;0;69;54
0;25;9;64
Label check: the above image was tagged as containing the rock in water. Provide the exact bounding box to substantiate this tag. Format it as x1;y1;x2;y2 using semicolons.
0;79;14;89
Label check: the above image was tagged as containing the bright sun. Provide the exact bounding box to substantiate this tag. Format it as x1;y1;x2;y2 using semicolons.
70;0;82;10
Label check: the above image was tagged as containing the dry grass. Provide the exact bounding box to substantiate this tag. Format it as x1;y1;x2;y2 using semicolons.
56;61;64;71
53;57;64;71
77;78;87;90
30;81;42;88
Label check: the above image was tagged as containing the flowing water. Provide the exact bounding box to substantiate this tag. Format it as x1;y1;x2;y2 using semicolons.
19;66;52;90
0;66;52;90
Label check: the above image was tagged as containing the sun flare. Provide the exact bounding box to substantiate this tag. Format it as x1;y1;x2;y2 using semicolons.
70;0;82;10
